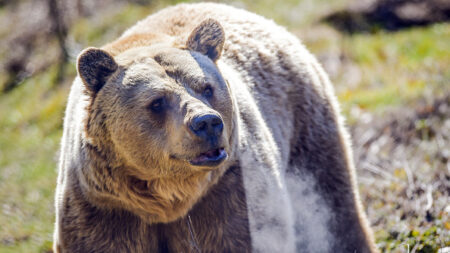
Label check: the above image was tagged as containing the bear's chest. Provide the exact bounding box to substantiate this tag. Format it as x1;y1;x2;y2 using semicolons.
149;165;251;252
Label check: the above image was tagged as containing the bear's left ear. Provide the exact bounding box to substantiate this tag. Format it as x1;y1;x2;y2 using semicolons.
77;47;118;95
186;19;225;62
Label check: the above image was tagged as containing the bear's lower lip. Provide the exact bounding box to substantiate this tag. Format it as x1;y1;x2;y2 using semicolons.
190;148;227;167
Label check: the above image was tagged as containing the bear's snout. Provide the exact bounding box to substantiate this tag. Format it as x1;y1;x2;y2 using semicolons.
189;113;223;143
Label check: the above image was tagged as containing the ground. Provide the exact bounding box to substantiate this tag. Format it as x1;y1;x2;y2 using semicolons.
0;0;448;252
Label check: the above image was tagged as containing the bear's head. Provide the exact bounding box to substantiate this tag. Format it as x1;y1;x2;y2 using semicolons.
76;19;237;223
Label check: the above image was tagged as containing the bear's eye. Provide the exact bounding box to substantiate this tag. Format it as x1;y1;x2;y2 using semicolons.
149;97;165;113
203;85;213;98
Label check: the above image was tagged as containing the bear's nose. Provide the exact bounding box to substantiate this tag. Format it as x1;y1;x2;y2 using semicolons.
190;114;223;141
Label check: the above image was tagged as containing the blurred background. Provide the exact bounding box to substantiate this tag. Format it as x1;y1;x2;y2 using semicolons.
0;0;448;252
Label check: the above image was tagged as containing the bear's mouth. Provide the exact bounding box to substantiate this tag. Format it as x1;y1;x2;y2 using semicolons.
190;148;227;167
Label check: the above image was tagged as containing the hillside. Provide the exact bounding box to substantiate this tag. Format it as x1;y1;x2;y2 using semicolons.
0;0;448;252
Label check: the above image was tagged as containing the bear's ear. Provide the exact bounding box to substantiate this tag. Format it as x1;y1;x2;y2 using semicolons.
186;19;225;62
77;47;118;94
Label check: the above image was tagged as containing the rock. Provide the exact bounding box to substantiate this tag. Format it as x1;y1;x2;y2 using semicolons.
323;0;450;33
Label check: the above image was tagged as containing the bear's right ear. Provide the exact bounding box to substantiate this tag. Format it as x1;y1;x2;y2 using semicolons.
77;47;118;94
186;19;225;62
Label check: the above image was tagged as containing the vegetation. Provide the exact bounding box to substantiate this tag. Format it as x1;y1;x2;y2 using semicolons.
0;0;448;252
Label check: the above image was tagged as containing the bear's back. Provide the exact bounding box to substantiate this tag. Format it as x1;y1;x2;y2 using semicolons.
116;3;317;96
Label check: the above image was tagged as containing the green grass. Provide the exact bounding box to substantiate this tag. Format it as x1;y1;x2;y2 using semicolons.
344;24;449;114
0;66;71;252
302;23;450;121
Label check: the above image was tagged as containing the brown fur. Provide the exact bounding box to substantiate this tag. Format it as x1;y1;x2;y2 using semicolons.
57;163;249;252
54;3;377;252
78;45;236;224
186;19;225;61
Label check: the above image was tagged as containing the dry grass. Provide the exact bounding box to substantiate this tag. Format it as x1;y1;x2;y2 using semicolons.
352;94;449;252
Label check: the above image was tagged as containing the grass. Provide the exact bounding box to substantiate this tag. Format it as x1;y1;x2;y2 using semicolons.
0;0;449;252
0;66;70;252
351;94;450;252
301;23;450;121
339;24;449;108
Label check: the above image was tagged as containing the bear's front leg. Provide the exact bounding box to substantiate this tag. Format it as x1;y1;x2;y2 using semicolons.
286;60;377;253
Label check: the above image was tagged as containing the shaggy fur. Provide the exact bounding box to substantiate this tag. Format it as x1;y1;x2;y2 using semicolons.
54;3;378;253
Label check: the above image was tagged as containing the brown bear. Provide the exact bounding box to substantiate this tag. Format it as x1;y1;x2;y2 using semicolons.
53;3;378;253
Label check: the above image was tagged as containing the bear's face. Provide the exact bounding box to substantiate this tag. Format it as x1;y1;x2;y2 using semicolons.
77;19;234;222
97;47;233;178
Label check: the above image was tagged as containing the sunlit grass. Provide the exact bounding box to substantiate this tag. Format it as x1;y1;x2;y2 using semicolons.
0;66;71;252
342;24;448;103
302;23;450;120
